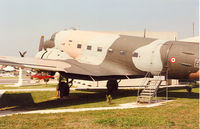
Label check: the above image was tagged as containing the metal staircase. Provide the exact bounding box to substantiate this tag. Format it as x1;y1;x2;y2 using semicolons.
137;73;162;103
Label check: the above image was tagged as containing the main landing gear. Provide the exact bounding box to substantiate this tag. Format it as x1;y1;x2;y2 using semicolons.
106;80;119;104
56;74;73;99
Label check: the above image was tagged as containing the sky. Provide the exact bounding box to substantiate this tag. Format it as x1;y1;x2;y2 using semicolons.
0;0;199;57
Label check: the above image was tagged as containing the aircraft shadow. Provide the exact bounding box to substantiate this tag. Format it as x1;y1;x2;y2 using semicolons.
157;90;199;100
0;90;138;111
0;88;198;112
0;93;34;108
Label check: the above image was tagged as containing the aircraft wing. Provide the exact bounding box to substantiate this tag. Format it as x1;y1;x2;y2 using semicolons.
0;56;136;78
0;56;70;72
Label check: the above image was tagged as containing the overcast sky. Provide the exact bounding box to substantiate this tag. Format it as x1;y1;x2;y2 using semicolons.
0;0;199;57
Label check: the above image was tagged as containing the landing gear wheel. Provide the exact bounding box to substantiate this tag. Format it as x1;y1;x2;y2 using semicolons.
186;86;192;94
57;73;71;99
106;80;118;94
59;82;70;98
106;80;118;104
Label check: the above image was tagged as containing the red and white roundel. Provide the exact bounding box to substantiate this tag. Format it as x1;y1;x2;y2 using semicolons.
170;57;176;63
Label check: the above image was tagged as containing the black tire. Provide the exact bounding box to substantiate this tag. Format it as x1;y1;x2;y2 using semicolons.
106;80;118;95
113;80;118;91
59;82;70;98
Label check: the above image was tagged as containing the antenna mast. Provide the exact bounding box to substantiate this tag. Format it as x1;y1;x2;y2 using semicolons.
192;22;195;37
144;28;146;38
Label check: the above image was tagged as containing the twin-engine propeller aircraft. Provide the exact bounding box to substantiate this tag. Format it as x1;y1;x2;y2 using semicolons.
0;29;199;98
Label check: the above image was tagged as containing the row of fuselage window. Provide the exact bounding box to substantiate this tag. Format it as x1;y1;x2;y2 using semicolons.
77;44;103;52
76;43;138;57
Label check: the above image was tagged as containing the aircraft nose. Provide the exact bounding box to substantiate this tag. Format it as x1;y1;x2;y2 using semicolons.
43;40;55;50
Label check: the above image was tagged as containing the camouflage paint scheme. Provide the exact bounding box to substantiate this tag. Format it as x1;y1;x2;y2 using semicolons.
0;30;199;81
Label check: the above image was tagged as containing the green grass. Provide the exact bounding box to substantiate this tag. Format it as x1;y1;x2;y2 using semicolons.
0;88;199;129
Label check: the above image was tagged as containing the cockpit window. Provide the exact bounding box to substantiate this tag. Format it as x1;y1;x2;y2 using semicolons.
108;48;113;53
87;45;92;50
77;44;82;49
97;47;102;52
133;52;138;57
120;51;125;55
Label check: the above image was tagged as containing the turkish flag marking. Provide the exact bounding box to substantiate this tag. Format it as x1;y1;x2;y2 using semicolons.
170;57;176;63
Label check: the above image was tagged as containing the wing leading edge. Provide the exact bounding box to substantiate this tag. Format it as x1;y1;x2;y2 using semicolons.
0;56;139;79
0;56;70;72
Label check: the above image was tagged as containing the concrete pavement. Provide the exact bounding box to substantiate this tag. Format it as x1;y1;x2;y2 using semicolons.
0;79;18;84
0;100;173;117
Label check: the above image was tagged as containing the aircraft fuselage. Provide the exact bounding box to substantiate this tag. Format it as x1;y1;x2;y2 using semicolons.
36;30;199;80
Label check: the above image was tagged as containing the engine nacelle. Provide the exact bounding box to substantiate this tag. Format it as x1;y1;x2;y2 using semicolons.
43;40;55;50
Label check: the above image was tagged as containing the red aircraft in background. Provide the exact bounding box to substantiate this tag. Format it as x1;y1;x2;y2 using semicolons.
31;73;54;80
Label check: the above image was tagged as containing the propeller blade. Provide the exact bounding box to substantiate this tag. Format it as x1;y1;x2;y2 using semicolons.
39;35;44;51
